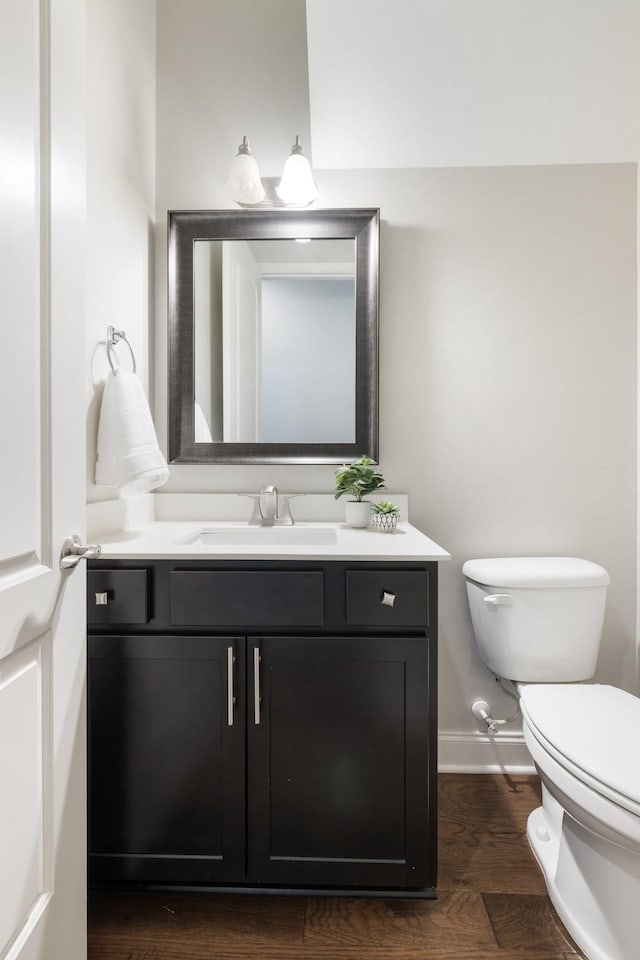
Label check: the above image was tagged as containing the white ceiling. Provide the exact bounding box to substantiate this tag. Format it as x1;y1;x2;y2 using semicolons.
306;0;640;169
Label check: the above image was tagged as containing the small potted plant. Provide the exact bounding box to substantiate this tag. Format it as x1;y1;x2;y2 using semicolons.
371;499;400;533
334;456;385;528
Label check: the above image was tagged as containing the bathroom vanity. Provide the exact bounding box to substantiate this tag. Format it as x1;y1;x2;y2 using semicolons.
86;206;449;897
86;518;448;897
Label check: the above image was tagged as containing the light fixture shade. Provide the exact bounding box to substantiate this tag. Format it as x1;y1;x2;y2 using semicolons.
276;136;317;206
225;137;265;205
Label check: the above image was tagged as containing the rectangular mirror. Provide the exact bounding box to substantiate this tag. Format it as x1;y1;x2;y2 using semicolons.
168;209;379;464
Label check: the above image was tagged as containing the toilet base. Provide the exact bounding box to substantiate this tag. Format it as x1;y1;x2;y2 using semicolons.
527;792;640;960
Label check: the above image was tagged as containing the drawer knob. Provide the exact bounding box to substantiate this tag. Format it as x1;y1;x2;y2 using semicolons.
381;591;396;608
95;592;109;606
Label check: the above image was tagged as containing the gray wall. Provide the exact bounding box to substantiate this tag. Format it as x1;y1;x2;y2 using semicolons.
315;166;637;735
153;2;637;753
260;276;355;443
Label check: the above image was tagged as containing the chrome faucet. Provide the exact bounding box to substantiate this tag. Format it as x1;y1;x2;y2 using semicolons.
239;486;302;526
260;485;278;520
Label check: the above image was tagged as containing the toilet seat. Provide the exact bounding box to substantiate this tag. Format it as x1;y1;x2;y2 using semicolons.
520;684;640;817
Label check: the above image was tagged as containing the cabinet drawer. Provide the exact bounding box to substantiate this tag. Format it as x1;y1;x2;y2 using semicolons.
170;570;324;627
345;570;428;627
87;569;149;625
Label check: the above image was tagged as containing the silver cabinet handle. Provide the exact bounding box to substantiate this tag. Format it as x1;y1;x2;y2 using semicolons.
60;535;101;571
95;592;109;606
227;645;236;726
253;646;261;725
381;591;396;608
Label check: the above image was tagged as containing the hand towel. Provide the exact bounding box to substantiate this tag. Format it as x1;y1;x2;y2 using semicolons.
95;369;169;496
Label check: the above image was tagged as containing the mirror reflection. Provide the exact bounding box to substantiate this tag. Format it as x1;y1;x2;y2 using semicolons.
194;239;356;444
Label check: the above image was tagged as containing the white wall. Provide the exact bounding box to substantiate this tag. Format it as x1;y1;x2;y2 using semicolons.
306;0;640;169
155;0;311;209
150;2;637;764
86;0;156;503
155;0;312;471
318;164;637;734
304;0;640;741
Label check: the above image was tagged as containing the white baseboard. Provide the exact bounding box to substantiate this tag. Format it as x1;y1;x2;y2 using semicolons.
438;731;535;774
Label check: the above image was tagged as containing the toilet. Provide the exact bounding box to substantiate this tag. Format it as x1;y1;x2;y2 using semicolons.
463;557;640;960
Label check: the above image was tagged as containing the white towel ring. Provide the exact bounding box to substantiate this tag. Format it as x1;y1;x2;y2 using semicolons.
106;325;136;374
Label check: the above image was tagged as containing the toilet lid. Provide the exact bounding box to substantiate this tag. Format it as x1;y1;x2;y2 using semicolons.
520;684;640;814
463;557;609;588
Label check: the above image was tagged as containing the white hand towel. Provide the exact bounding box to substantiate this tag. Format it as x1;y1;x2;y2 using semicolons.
95;369;169;496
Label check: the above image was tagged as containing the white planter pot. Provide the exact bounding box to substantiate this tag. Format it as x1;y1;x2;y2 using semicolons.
371;512;399;533
344;500;372;528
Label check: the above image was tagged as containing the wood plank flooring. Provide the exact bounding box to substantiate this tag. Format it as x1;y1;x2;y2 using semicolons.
88;773;586;960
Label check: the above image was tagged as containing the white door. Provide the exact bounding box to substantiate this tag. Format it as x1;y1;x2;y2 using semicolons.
222;240;262;441
0;1;88;958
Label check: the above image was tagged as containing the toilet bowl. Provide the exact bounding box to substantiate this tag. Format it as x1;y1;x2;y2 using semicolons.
462;557;640;960
521;683;640;960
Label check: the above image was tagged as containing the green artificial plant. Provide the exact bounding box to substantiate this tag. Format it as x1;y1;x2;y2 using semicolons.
334;456;386;502
371;499;399;515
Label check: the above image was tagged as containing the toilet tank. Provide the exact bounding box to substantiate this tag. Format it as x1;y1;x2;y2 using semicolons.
462;557;609;682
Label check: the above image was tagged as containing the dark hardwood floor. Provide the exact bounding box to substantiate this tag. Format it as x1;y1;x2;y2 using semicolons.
88;773;586;959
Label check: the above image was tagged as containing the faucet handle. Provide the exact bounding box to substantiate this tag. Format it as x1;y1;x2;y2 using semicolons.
259;485;278;521
280;494;304;525
237;494;263;525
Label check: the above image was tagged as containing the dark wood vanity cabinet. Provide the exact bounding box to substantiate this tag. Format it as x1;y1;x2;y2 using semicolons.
248;634;432;890
89;634;246;885
87;559;438;896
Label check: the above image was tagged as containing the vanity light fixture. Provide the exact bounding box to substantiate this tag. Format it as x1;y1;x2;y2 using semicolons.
276;135;318;205
226;134;317;208
225;136;265;205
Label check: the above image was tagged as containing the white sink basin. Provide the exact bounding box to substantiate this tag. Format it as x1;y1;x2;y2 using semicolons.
183;526;338;547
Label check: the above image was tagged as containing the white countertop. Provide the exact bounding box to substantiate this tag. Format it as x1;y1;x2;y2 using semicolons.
95;520;451;562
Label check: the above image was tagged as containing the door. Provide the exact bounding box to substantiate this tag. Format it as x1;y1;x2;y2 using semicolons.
222;239;262;441
247;635;433;889
0;1;87;958
88;635;246;885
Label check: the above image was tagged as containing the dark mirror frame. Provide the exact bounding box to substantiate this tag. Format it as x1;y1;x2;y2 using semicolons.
167;207;379;464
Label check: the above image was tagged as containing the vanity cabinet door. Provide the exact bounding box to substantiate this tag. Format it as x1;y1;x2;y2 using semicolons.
247;635;433;889
88;634;245;885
